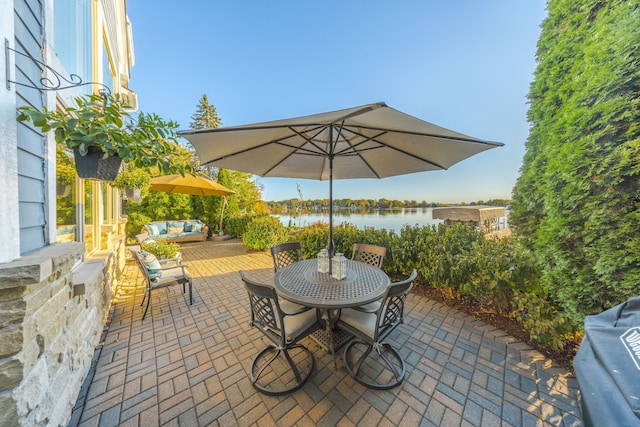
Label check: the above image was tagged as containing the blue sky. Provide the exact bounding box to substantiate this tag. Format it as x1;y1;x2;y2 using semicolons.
126;1;547;203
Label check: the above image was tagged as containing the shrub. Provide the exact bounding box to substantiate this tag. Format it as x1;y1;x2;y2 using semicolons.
242;216;287;251
224;216;254;238
141;239;180;259
124;211;152;242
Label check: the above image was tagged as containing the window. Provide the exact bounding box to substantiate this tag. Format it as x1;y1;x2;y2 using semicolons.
54;0;92;94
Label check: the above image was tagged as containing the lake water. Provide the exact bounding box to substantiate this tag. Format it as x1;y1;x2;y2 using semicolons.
275;207;510;234
273;208;428;233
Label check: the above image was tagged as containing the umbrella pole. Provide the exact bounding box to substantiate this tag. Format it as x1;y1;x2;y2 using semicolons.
328;155;334;273
218;196;227;234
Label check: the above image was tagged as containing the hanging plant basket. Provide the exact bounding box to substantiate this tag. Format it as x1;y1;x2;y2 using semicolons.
124;188;142;203
74;147;123;181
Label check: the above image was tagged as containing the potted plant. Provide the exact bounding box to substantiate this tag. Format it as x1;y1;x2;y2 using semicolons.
141;240;181;264
111;166;150;202
17;93;193;181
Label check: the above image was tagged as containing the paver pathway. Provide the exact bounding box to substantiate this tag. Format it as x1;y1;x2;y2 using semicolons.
72;239;583;426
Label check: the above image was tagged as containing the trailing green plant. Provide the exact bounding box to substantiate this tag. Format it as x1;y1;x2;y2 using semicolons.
242;216;287;250
141;239;180;259
111;166;150;190
16;93;193;175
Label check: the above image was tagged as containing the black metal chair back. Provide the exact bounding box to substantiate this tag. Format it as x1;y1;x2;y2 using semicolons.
243;273;287;347
271;242;303;272
352;243;386;269
375;269;415;341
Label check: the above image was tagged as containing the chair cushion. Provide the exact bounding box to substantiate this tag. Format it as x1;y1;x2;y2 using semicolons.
340;307;378;338
279;300;309;314
283;306;318;343
140;251;162;280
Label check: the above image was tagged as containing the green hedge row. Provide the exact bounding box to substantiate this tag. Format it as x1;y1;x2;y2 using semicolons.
232;215;575;350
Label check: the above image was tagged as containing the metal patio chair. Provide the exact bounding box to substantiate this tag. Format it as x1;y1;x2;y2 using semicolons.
133;249;193;320
337;269;417;389
240;271;321;395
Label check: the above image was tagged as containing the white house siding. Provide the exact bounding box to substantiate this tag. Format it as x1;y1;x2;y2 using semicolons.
0;0;132;425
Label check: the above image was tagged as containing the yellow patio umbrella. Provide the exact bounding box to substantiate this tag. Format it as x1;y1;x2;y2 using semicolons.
149;173;235;233
149;173;235;197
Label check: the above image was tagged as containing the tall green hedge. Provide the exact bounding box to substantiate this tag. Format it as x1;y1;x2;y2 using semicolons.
510;0;640;326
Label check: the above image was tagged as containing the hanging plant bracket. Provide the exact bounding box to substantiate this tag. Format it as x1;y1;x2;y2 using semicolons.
5;38;110;94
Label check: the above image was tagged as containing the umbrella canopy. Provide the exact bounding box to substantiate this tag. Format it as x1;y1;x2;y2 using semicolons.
149;174;235;197
180;102;502;260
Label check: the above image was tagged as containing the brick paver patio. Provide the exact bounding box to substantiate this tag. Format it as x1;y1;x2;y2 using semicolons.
71;239;583;426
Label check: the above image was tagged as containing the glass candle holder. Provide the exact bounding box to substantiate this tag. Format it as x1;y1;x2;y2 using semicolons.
331;253;347;280
317;249;329;273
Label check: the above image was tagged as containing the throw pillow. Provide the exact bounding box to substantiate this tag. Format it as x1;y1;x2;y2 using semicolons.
184;221;195;232
167;227;183;234
140;250;162;280
145;224;159;236
192;223;203;233
156;222;168;235
168;221;185;231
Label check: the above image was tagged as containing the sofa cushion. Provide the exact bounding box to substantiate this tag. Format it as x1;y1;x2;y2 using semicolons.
146;223;160;236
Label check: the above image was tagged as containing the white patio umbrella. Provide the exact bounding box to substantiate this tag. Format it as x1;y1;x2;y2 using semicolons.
180;102;503;265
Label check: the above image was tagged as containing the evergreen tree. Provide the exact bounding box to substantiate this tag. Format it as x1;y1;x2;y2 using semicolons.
189;94;222;130
511;0;640;325
188;94;265;232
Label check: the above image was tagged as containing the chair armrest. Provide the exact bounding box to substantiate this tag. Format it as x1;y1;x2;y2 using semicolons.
158;257;183;267
349;301;381;313
157;264;190;273
281;304;313;316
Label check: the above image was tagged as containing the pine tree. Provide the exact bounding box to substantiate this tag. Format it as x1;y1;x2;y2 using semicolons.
188;94;266;232
190;94;221;130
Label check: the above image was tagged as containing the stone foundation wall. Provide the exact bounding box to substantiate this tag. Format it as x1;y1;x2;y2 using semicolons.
0;237;126;427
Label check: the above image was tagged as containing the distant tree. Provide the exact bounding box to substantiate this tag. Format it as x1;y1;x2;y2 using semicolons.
510;0;640;325
189;94;222;130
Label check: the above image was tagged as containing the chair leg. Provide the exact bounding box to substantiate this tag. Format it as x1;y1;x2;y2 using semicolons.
343;339;406;389
141;288;152;320
250;344;314;396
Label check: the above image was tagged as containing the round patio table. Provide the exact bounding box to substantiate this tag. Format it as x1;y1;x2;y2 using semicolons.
273;259;390;309
274;259;390;367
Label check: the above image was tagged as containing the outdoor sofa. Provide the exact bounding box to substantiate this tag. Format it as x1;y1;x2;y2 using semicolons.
140;220;208;244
